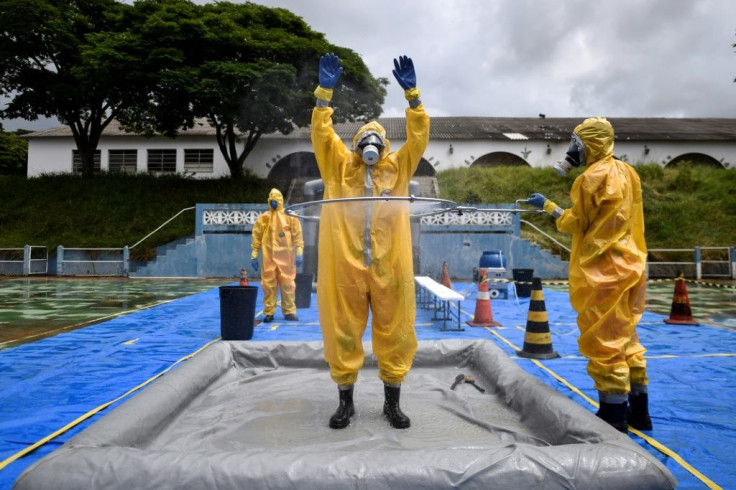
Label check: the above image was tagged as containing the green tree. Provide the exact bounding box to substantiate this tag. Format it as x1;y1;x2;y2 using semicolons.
0;0;150;178
1;0;386;181
0;129;29;175
123;0;387;180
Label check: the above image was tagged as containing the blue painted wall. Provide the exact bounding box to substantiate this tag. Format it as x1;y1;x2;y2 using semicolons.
132;203;569;279
419;230;567;281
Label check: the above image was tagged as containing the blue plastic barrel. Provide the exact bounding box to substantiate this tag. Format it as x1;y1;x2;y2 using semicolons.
479;251;506;269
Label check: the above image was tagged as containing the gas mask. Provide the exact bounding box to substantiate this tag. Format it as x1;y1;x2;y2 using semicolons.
356;131;385;166
553;133;587;177
269;200;278;210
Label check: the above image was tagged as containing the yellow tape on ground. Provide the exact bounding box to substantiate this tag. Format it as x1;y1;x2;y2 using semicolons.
538;353;736;360
0;338;220;471
480;325;723;489
628;428;724;490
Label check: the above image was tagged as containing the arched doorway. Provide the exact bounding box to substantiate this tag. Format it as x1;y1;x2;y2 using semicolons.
665;153;723;168
267;152;320;188
415;158;436;176
471;152;530;167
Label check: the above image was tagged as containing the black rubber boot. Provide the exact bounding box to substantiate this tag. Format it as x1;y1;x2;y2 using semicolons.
263;314;274;323
628;392;653;431
383;385;411;429
284;314;298;321
596;401;629;433
329;387;354;429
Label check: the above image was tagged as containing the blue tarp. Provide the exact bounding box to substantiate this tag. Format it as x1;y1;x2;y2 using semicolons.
1;282;734;489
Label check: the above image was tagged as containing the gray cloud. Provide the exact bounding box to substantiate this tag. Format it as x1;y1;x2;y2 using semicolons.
4;0;735;130
258;0;736;118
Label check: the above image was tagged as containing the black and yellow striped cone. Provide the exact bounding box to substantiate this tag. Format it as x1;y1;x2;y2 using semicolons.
516;277;560;359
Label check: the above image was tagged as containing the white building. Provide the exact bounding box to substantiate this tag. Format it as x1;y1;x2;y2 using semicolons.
25;117;736;182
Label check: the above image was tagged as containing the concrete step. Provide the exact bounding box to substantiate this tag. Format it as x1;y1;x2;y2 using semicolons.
131;237;197;277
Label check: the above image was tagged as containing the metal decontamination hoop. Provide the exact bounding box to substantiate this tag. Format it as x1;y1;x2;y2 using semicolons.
284;196;545;220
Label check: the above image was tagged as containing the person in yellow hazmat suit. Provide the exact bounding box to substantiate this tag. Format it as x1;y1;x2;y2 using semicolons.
251;188;304;323
311;53;429;429
527;117;652;433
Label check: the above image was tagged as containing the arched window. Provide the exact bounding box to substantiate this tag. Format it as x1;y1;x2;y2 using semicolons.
415;158;436;176
471;152;530;167
665;153;723;168
267;152;320;186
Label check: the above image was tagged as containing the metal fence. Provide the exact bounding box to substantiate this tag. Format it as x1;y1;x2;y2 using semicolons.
646;246;736;279
2;229;733;281
0;246;48;276
56;246;129;277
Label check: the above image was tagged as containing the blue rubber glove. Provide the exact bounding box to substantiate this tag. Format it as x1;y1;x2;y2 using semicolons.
296;255;303;268
527;193;548;209
392;55;416;90
319;53;343;89
251;258;259;272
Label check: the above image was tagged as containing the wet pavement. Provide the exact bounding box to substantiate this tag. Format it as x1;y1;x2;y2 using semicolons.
1;277;735;489
0;277;232;348
645;281;736;330
546;280;736;331
2;277;734;351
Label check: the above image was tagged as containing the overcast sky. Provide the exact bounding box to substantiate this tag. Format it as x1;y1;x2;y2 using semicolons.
3;0;735;130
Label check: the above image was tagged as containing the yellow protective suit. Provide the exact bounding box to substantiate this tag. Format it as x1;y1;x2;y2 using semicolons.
546;117;648;394
251;188;304;317
311;104;430;386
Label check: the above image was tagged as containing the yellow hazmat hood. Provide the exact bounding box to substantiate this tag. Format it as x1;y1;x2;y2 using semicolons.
268;188;284;211
574;117;615;164
352;121;391;155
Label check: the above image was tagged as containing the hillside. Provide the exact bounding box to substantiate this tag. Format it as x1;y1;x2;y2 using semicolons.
436;164;736;260
0;164;734;261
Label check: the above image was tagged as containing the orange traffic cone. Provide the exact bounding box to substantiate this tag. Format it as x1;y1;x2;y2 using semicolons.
517;277;559;359
441;261;453;289
466;269;501;327
664;276;699;325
